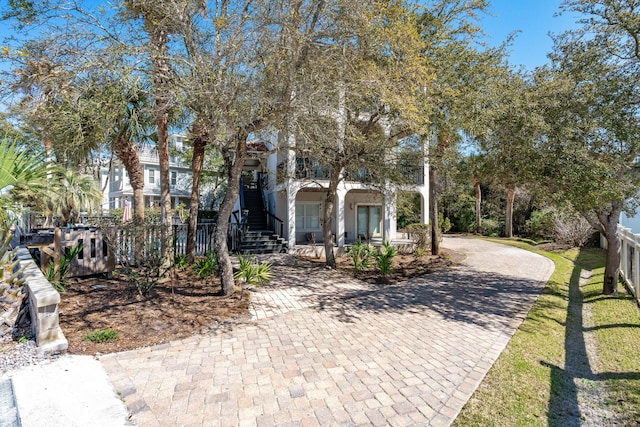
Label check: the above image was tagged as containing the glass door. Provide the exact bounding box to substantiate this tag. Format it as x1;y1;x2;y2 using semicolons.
357;206;382;239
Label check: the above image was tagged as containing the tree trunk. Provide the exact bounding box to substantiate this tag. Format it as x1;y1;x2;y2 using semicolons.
474;177;481;234
505;184;516;238
187;130;207;263
215;133;248;296
430;165;440;255
323;169;341;268
113;137;145;222
600;205;622;295
150;27;173;259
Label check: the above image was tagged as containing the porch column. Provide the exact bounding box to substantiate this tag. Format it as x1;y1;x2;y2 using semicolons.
420;189;429;224
383;190;396;242
336;189;347;247
287;182;299;249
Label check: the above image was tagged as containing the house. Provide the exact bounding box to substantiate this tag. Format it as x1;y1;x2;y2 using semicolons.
101;134;214;213
233;131;429;253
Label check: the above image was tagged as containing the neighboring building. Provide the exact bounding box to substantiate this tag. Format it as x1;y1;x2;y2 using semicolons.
101;134;208;212
233;130;429;251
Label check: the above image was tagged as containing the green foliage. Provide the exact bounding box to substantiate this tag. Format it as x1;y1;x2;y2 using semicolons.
524;209;555;240
448;193;476;232
194;251;217;278
233;256;273;286
0;136;46;223
45;243;83;292
174;254;187;270
83;328;119;343
405;223;431;253
397;193;422;230
372;241;397;276
438;212;452;234
479;218;502;237
346;241;374;275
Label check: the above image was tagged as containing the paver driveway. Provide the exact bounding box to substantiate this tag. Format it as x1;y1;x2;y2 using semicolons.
101;236;554;426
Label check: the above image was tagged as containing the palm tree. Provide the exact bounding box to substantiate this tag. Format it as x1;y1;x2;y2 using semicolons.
45;168;103;225
0;137;46;227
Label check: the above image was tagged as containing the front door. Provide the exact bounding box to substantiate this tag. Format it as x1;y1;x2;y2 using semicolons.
357;205;382;240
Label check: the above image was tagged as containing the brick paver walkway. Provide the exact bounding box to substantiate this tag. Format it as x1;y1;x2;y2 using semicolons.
101;236;554;426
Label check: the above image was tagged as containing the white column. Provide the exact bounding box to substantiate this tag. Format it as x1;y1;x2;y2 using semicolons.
287;182;298;249
336;189;346;247
383;190;396;242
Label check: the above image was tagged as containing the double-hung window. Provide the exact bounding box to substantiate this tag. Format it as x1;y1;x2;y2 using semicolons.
295;203;321;230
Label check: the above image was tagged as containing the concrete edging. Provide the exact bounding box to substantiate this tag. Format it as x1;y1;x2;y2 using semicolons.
14;247;68;353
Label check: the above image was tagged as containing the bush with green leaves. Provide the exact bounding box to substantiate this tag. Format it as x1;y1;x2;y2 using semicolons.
194;251;217;278
234;256;273;286
46;243;83;292
174;254;187;270
346;241;373;275
438;213;452;234
478;218;502;237
373;241;397;276
83;328;119;343
524;209;555;240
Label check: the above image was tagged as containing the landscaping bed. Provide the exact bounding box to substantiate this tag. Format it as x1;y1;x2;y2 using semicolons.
58;269;250;355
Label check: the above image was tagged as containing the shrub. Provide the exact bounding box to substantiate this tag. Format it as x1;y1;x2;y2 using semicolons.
46;243;83;292
525;209;555;240
553;209;594;246
194;251;217;278
174;254;187;270
373;241;397;276
346;241;373;275
234;256;273;286
479;218;502;237
83;328;119;343
406;223;431;253
438;213;452;234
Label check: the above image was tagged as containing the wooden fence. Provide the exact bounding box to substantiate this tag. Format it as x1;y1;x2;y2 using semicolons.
611;225;640;304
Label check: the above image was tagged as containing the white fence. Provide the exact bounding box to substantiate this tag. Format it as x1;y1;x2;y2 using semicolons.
614;225;640;303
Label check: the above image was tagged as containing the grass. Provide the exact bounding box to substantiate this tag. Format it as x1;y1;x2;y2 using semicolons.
452;238;636;426
83;328;119;343
583;270;640;423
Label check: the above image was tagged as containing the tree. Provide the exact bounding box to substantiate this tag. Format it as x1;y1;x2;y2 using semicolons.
535;15;640;294
475;69;544;238
289;0;426;268
416;0;505;254
45;168;103;225
0;136;46;226
123;0;190;258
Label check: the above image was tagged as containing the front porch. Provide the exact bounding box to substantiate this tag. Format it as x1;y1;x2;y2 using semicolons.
289;237;417;258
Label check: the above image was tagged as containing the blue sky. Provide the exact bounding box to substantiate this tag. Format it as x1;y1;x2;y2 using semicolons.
479;0;582;70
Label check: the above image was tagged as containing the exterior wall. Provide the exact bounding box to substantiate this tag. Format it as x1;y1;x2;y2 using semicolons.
344;191;384;242
103;134;213;213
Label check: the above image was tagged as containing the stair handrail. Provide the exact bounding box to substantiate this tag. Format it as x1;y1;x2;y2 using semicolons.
257;172;285;237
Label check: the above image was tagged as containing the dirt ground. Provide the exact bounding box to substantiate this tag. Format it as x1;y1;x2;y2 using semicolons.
57;251;459;355
59;270;250;355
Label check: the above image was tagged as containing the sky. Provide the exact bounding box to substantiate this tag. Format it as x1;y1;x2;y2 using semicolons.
479;0;582;70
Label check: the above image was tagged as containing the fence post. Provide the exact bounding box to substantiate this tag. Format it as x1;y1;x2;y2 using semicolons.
620;226;628;280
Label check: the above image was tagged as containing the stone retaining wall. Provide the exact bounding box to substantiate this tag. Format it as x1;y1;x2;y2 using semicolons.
14;247;67;353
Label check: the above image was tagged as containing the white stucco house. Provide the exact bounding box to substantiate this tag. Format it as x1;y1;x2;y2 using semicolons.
235;131;429;252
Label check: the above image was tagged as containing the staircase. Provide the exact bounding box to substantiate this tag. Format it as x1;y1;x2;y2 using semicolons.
241;189;287;254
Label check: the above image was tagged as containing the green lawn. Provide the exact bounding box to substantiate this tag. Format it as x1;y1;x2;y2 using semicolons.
453;239;640;426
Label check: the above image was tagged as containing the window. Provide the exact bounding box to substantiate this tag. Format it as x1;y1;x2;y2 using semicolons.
171;171;177;187
357;205;382;239
296;203;321;230
148;169;155;184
